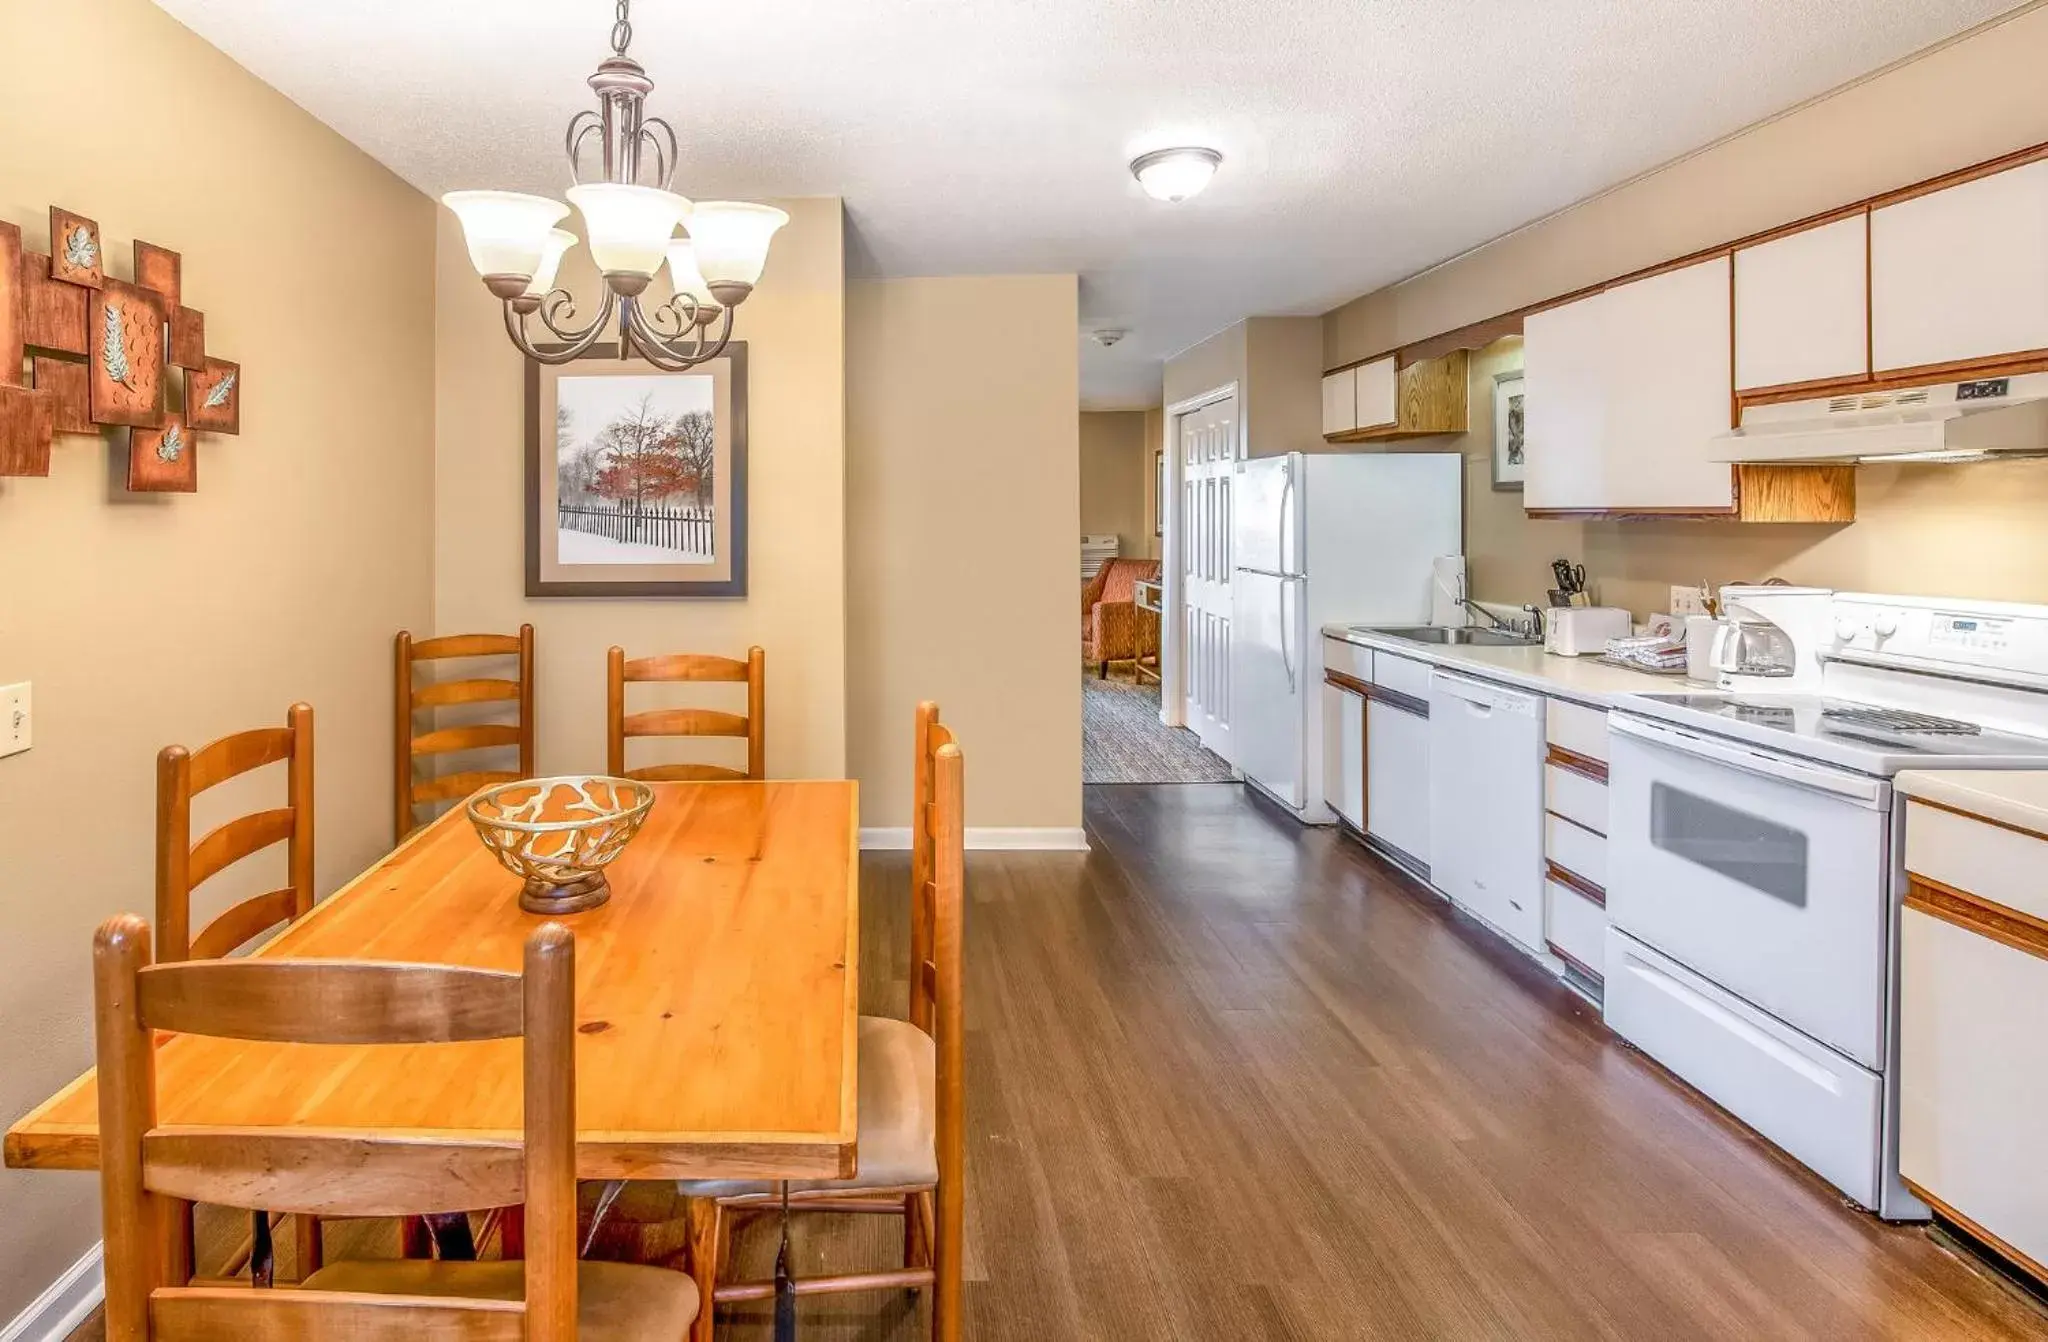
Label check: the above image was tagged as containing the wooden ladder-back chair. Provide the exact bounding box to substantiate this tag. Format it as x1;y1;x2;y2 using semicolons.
606;645;765;782
394;625;537;844
154;702;317;1280
679;699;964;1342
92;916;700;1341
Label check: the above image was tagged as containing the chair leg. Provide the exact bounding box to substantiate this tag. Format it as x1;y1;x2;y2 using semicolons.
934;1181;960;1342
1097;661;1108;679
685;1197;723;1342
902;1191;929;1272
498;1206;526;1260
294;1215;323;1279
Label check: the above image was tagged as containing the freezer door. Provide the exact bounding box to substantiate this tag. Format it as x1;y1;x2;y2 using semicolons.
1230;571;1305;808
1234;454;1301;578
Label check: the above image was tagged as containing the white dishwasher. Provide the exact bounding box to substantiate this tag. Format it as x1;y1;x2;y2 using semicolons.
1428;671;1546;952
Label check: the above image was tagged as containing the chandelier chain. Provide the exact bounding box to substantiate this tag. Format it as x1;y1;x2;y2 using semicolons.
611;0;632;56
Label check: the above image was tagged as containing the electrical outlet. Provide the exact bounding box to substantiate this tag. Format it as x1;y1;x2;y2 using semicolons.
1669;585;1711;617
0;683;30;759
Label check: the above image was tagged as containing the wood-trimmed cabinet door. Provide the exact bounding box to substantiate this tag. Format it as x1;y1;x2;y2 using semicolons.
1871;158;2048;374
1599;255;1734;511
1735;213;1870;392
1365;698;1429;870
1522;289;1610;511
1322;682;1365;830
1320;367;1357;436
1355;357;1399;432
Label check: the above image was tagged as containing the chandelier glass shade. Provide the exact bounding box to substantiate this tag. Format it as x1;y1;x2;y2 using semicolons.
441;0;786;368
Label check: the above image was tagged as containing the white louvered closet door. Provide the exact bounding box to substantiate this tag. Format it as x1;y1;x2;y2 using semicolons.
1180;394;1238;759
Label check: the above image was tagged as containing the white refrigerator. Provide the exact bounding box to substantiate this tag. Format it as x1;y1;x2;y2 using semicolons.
1231;452;1463;822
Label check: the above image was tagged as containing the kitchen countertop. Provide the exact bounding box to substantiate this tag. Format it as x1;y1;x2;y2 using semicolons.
1323;623;1693;708
1898;770;2048;837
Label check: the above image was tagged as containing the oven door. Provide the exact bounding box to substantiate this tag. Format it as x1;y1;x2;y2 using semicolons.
1607;714;1891;1069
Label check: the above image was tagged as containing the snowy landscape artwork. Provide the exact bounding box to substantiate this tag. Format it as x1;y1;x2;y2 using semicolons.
554;372;718;566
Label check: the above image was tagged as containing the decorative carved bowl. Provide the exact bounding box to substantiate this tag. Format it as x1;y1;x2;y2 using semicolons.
466;776;657;915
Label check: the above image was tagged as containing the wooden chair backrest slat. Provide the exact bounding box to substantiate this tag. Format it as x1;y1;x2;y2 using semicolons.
156;705;314;965
142;1133;524;1218
135;959;523;1043
395;626;536;845
151;1287;524;1341
907;700;966;1182
93;917;580;1341
607;645;765;781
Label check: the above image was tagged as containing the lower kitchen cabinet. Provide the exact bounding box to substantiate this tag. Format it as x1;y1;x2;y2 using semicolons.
1366;697;1429;870
1322;680;1365;831
1900;796;2048;1283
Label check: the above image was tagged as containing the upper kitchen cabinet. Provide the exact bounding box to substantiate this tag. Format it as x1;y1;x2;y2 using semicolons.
1322;351;1467;442
1527;257;1731;512
1872;158;2048;374
1735;213;1870;391
1526;255;1852;520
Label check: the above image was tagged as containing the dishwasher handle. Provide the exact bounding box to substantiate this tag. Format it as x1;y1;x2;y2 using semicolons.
1431;671;1539;718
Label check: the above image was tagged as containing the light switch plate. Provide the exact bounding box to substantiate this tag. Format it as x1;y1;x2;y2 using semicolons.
1670;585;1711;617
0;682;30;758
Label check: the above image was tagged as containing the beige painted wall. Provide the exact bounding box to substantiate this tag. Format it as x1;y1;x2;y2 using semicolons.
1163;322;1246;409
1141;406;1165;549
846;275;1081;831
0;0;437;1316
1322;4;2048;614
1080;410;1151;559
432;200;847;783
1163;316;1324;458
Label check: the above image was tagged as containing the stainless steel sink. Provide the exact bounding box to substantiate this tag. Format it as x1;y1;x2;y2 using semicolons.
1359;625;1541;647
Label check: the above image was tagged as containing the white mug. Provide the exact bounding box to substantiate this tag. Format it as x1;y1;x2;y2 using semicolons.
1685;616;1721;683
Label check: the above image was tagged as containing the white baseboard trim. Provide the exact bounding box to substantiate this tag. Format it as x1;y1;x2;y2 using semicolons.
860;827;1089;852
2;1243;102;1342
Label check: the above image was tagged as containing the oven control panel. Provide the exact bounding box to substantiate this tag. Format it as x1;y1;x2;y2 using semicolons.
1830;596;2048;680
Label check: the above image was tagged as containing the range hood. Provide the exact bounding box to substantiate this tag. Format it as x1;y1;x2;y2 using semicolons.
1712;372;2048;464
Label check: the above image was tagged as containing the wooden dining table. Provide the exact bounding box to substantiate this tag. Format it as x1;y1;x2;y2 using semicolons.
5;780;862;1196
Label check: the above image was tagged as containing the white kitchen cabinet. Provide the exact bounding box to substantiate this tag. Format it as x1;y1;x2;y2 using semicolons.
1320;367;1357;436
1355;356;1399;431
1735;214;1870;390
1523;257;1734;512
1522;292;1609;511
1900;904;2048;1276
1322;681;1365;831
1366;697;1430;870
1872;158;2048;373
1429;672;1545;952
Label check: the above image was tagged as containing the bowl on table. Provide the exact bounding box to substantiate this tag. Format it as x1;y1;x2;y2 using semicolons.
466;775;657;914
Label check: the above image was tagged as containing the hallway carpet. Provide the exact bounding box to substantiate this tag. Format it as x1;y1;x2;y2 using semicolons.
1081;674;1232;784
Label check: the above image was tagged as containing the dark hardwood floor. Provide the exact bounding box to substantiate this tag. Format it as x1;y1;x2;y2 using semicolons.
70;783;2048;1339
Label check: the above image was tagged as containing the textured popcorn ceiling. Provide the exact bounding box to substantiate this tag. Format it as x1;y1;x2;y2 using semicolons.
155;0;2024;407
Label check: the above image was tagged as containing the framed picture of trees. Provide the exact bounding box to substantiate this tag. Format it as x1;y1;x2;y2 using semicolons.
524;342;748;597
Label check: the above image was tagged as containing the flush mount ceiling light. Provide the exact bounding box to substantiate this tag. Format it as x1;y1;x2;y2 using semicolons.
1130;146;1223;203
442;0;786;368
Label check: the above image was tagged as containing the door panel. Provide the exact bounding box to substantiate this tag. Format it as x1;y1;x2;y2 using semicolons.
1366;699;1429;868
1180;396;1237;758
1324;685;1364;829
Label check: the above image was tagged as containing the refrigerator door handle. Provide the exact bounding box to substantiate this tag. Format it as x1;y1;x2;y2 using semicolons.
1279;580;1295;694
1278;464;1298;577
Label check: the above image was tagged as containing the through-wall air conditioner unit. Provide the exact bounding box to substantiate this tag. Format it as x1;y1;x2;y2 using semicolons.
1712;371;2048;464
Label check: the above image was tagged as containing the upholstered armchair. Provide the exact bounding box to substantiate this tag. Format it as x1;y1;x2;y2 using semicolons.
1082;557;1162;678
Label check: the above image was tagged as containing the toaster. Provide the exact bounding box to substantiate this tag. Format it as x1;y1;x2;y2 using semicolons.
1544;606;1632;657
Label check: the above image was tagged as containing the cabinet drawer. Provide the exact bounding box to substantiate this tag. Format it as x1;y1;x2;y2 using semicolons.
1905;800;2048;924
1373;651;1432;701
1606;930;1882;1209
1545;699;1609;764
1545;762;1607;836
1546;880;1607;980
1545;813;1605;891
1900;905;2048;1277
1322;637;1371;685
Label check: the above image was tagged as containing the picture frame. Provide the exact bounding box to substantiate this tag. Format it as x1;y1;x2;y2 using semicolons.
524;342;748;598
127;414;197;493
88;279;166;430
1492;368;1526;491
48;208;102;289
185;357;240;435
1153;447;1165;538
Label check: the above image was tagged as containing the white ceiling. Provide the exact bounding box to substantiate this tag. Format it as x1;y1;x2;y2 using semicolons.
156;0;2022;408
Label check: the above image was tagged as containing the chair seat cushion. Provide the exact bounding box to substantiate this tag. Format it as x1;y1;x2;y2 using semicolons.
300;1258;698;1338
677;1014;936;1199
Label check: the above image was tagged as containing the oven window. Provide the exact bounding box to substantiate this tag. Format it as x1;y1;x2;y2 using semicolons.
1649;783;1808;907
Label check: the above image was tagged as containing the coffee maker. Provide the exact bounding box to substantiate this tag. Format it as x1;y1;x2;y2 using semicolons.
1710;585;1834;691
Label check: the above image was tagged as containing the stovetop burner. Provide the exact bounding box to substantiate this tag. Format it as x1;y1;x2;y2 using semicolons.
1819;706;1982;736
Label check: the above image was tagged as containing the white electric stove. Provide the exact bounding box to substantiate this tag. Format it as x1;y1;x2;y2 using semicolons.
1602;593;2048;1221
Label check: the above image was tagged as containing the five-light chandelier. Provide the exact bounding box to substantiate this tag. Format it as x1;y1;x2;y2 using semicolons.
442;0;785;368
